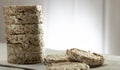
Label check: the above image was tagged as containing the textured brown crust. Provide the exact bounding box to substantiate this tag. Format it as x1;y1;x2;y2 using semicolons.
47;62;90;70
44;54;70;65
3;5;41;15
66;48;104;66
6;24;43;34
7;43;44;64
6;34;43;46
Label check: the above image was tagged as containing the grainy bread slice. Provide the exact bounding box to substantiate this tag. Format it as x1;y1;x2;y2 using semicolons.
4;13;42;24
44;54;70;64
47;62;90;70
3;5;43;24
7;51;44;64
6;24;43;34
3;5;41;15
7;43;43;52
7;43;44;64
6;34;44;46
66;48;104;66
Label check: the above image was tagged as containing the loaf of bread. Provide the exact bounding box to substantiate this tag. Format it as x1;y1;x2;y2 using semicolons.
6;34;43;45
46;62;90;70
6;24;43;34
66;48;104;66
3;5;41;16
44;54;70;64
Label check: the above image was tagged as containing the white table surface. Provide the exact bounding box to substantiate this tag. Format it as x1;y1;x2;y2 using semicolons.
0;43;120;70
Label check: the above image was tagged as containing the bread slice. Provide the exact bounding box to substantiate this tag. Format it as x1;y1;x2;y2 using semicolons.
7;50;44;64
46;62;90;70
7;43;43;52
44;54;70;64
66;48;104;66
7;43;44;64
6;34;43;46
6;24;43;34
3;5;41;16
4;13;42;24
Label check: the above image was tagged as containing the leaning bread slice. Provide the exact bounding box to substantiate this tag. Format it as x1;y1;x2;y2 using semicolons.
6;24;43;34
6;34;43;45
44;54;70;64
47;62;90;70
3;5;41;16
66;48;104;66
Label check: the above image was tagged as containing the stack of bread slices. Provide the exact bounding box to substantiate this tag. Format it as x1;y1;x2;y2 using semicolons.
3;5;44;64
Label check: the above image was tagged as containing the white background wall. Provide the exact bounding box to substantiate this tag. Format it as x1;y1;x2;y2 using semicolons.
40;0;104;53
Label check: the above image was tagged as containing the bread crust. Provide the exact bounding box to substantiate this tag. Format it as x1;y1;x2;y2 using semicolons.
66;48;104;66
